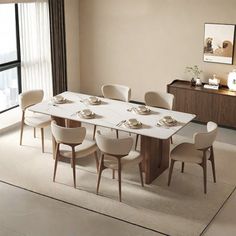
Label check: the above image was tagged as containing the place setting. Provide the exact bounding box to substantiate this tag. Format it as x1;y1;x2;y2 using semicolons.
127;105;151;115
157;116;178;128
116;118;143;129
80;96;102;106
77;109;96;119
49;95;73;106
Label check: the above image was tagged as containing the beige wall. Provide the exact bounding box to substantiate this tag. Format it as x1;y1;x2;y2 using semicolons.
64;0;80;92
79;0;236;101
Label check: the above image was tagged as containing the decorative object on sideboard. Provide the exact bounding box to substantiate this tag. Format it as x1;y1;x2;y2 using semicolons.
185;65;202;86
203;74;220;90
209;74;220;86
203;23;235;65
227;69;236;91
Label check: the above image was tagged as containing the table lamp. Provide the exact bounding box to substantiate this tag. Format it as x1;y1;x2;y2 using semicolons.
228;69;236;91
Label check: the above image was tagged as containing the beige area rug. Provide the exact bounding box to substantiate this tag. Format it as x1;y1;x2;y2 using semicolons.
0;126;235;236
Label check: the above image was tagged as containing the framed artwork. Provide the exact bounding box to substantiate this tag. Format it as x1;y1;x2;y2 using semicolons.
203;23;235;64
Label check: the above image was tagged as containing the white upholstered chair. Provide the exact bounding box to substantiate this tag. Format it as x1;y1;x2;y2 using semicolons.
51;121;99;188
101;84;131;102
144;91;174;110
19;89;51;153
168;121;218;194
92;84;131;140
95;131;143;202
135;91;175;150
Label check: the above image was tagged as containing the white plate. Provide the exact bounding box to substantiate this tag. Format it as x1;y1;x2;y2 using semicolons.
88;99;101;105
159;118;177;127
123;121;142;129
77;111;95;119
52;98;67;104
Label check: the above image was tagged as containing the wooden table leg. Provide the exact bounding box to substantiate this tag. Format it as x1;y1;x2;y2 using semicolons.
141;135;170;184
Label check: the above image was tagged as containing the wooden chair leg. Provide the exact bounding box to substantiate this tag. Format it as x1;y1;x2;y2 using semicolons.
94;151;99;172
112;169;115;179
20;122;24;145
118;159;122;202
168;159;175;186
210;147;216;183
203;156;207;194
53;143;60;182
181;162;185;173
96;154;105;194
93;125;97;140
41;128;44;153
116;130;119;139
139;162;144;187
72;146;76;188
135;134;139;150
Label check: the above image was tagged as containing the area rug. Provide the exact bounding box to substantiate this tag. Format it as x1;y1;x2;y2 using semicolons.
0;126;235;236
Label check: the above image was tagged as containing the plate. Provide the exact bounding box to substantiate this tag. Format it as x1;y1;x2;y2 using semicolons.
158;118;177;127
123;121;142;129
133;107;151;115
51;96;67;104
88;99;101;105
77;111;95;119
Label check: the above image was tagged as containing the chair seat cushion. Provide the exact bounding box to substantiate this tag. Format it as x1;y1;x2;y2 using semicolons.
60;139;97;159
171;143;211;164
104;151;142;170
25;113;51;128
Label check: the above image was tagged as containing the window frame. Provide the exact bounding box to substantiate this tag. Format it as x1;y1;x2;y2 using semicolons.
0;3;21;113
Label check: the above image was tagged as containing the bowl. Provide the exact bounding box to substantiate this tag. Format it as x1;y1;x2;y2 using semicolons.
53;95;64;102
137;105;148;112
89;96;98;103
163;116;174;123
128;118;139;126
81;109;92;116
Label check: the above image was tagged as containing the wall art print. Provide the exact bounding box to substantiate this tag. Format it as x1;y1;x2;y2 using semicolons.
204;23;235;64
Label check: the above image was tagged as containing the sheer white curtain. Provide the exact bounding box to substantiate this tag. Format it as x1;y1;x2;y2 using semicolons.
18;0;53;99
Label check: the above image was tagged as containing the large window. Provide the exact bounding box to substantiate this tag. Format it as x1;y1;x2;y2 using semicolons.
0;4;21;113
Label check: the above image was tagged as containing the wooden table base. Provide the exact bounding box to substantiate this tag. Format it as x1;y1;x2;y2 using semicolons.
141;136;170;184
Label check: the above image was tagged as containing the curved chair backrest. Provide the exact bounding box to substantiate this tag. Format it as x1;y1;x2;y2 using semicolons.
96;131;133;156
144;91;174;110
51;121;86;145
19;89;44;110
194;121;218;150
101;84;131;102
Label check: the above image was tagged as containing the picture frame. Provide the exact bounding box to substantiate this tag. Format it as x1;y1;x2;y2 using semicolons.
203;23;235;64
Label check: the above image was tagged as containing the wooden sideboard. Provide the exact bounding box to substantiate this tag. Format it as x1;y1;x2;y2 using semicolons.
167;80;236;128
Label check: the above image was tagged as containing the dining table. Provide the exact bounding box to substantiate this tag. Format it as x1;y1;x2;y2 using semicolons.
29;91;196;184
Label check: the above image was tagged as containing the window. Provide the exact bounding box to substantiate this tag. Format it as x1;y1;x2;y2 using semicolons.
0;1;53;114
0;4;21;113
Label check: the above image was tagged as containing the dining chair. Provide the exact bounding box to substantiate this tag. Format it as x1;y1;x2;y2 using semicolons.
135;91;175;150
168;121;218;194
95;130;143;202
92;84;131;140
51;120;99;188
19;89;51;153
